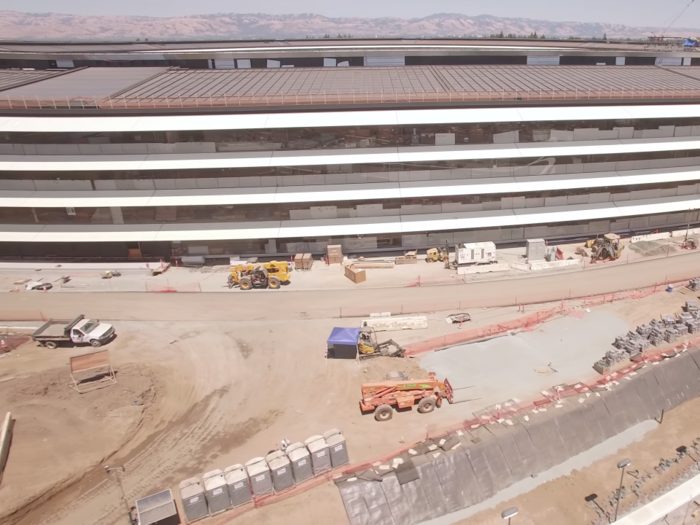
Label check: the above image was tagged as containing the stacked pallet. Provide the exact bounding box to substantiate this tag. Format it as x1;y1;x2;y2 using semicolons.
327;245;343;265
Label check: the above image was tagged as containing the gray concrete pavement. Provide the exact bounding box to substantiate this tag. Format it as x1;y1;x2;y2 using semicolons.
1;251;699;322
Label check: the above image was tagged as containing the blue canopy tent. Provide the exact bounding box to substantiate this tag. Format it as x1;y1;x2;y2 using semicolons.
327;327;361;359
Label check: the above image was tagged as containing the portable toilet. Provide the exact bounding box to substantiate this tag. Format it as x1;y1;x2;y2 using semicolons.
324;429;349;468
224;464;252;508
305;435;331;475
245;457;273;496
178;477;208;522
266;451;295;492
202;469;230;515
286;442;313;483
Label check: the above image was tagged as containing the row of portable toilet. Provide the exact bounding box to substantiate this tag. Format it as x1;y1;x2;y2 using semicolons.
178;429;349;522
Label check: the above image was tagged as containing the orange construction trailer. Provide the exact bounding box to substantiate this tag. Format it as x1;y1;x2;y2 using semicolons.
359;372;454;421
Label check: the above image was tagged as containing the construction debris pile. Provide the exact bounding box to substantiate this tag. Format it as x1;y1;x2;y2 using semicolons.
590;439;700;524
593;299;700;373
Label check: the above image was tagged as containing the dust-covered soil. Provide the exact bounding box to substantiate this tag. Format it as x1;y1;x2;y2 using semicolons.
2;283;700;525
0;363;156;522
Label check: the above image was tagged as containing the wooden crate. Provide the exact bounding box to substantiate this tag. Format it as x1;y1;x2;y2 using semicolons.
344;265;366;284
302;253;313;270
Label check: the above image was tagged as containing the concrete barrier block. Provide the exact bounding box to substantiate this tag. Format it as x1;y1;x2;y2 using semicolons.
631;232;671;243
362;316;428;332
529;260;583;271
457;263;510;275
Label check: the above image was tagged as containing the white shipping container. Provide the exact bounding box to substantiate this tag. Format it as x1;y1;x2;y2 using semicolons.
457;242;497;265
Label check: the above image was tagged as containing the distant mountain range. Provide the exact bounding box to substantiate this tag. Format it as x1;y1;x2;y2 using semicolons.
1;10;700;41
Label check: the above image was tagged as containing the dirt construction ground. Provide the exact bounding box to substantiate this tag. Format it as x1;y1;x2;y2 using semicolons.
2;257;700;525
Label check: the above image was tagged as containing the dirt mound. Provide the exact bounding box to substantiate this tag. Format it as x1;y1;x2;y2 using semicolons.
0;364;156;524
628;241;676;257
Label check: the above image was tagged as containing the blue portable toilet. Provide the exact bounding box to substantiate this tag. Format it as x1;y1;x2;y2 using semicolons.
326;327;361;359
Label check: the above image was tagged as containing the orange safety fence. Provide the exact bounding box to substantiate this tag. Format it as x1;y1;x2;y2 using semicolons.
340;301;463;318
405;278;695;356
200;332;699;525
145;281;202;293
404;307;560;356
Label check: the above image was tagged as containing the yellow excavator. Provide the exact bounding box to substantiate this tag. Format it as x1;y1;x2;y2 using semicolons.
228;261;291;290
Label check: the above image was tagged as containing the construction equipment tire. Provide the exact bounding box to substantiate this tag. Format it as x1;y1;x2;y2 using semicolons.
417;397;436;414
227;275;235;289
239;277;253;290
374;404;393;422
268;276;281;289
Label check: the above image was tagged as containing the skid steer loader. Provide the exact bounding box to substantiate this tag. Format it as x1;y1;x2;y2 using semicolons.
357;326;405;359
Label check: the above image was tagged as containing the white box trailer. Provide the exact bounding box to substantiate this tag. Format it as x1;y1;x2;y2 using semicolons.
456;242;497;265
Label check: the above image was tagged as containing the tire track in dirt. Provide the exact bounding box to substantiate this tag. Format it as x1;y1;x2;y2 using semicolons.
19;387;229;525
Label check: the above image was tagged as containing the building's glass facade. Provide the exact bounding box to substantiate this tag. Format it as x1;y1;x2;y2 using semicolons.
2;110;700;260
2;118;700;153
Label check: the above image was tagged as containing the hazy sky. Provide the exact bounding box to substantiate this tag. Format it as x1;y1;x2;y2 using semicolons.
5;0;700;28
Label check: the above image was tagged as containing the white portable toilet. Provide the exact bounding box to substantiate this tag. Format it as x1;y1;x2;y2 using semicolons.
202;469;230;515
266;451;295;492
245;457;273;496
178;477;209;522
286;442;313;483
305;435;331;475
224;464;252;508
324;429;350;468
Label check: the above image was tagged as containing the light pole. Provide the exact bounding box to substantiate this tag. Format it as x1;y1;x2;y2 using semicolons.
105;465;133;524
614;458;631;522
501;506;518;524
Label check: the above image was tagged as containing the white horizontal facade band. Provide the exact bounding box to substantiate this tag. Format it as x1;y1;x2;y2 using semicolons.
3;137;700;172
138;44;573;54
2;103;700;134
2;194;699;243
1;166;699;208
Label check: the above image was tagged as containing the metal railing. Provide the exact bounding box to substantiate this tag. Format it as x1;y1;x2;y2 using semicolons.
3;87;700;110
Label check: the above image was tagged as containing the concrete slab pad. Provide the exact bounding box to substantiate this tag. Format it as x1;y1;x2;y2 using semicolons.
420;311;628;413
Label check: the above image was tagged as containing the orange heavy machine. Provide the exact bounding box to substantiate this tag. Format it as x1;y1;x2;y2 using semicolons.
359;372;454;421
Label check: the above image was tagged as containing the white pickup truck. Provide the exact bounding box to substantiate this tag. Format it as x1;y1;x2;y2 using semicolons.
32;314;115;349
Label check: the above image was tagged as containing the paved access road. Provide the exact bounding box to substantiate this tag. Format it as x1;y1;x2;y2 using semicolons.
2;252;698;321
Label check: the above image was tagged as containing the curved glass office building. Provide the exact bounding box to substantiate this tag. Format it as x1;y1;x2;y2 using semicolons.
3;63;700;260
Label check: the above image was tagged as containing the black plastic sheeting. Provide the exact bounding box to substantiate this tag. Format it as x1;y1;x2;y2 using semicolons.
336;348;700;525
